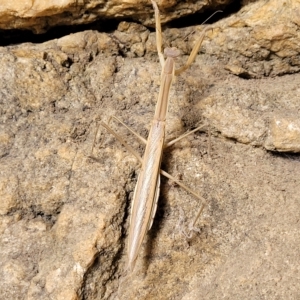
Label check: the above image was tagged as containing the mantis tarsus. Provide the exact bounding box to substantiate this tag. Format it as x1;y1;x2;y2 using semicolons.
93;0;213;272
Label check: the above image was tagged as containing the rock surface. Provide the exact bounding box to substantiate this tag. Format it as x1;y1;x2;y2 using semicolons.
0;0;229;33
0;1;300;299
220;0;300;78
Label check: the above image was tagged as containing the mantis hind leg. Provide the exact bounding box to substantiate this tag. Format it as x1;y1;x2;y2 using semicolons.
160;169;207;238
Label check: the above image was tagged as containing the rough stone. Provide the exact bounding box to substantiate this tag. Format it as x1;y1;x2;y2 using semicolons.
212;0;300;77
0;1;300;299
266;114;300;152
0;0;230;33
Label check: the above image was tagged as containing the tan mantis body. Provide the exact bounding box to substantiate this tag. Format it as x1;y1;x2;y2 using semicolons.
97;1;213;271
128;47;179;271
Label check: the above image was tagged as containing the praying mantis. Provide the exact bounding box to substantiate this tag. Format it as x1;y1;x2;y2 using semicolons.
93;0;215;271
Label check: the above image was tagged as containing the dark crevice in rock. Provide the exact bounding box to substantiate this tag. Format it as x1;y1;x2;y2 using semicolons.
168;0;240;28
0;1;238;47
0;18;120;47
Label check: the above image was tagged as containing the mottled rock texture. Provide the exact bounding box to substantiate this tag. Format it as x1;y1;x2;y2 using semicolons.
0;0;230;33
0;0;299;299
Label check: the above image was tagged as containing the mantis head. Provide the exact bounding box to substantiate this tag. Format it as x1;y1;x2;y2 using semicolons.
164;47;181;58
